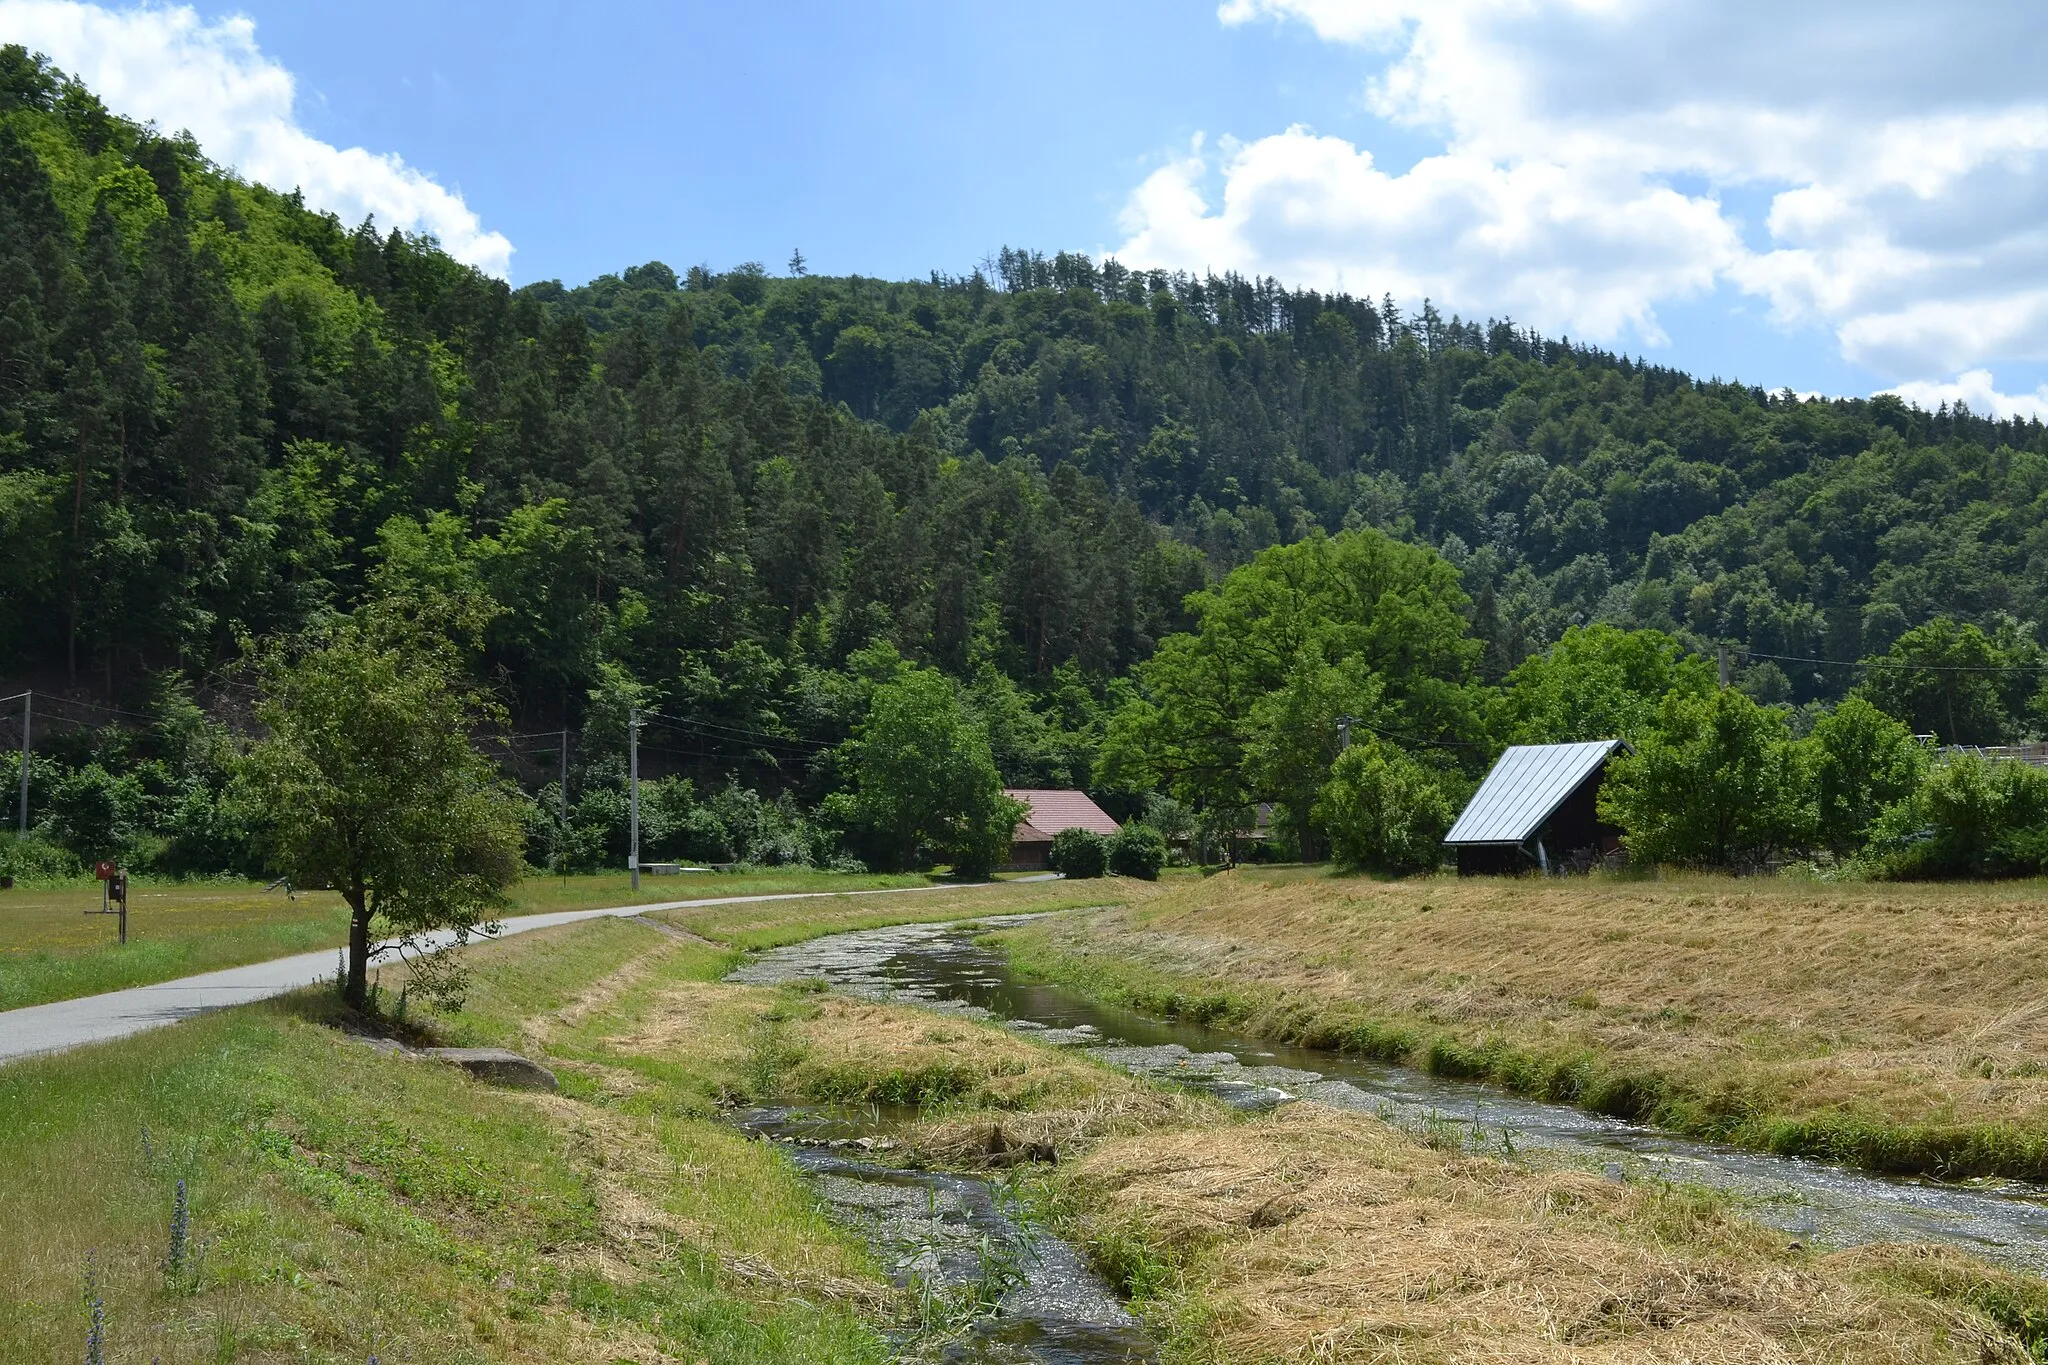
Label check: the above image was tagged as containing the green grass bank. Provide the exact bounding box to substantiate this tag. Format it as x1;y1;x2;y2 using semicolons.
0;868;935;1011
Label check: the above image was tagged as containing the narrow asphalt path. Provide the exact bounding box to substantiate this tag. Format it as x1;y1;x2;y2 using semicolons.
0;882;1007;1066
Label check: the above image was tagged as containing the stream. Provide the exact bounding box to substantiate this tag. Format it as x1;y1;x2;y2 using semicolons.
727;912;2048;1359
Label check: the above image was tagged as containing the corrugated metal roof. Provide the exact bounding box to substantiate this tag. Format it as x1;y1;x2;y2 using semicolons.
1004;789;1122;840
1443;740;1625;846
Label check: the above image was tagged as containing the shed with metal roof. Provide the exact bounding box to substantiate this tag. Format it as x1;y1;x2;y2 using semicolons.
1444;740;1628;875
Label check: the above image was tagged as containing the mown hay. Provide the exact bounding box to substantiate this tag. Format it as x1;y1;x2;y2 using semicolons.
783;996;1125;1108
910;1089;1216;1169
1003;872;2048;1175
1067;1103;2030;1363
607;981;1133;1113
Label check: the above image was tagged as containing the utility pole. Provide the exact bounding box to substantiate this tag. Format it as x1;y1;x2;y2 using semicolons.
1336;714;1354;752
557;727;570;873
1718;646;1731;688
627;705;641;891
15;691;27;838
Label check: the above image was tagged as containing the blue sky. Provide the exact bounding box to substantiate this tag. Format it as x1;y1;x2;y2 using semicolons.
6;1;2048;412
222;0;1385;282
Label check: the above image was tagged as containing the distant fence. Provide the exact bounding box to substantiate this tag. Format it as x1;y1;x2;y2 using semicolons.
1936;741;2048;769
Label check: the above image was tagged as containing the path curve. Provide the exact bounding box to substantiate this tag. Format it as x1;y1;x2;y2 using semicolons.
0;882;1018;1065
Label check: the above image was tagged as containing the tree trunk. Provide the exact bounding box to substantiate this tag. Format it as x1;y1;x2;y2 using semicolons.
345;893;371;1010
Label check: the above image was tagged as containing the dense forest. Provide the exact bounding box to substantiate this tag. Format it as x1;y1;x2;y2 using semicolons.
7;46;2048;879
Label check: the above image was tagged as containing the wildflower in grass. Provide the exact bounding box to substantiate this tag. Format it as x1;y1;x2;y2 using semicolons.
165;1179;189;1277
82;1250;104;1365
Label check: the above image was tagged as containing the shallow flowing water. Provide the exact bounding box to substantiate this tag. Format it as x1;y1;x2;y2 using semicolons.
731;913;2048;1281
733;1102;1154;1363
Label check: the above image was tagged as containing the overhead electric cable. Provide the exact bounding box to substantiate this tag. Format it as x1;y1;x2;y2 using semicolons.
1736;648;2048;674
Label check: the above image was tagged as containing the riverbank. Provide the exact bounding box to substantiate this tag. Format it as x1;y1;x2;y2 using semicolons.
721;917;2048;1362
993;869;2048;1182
0;878;1120;1361
0;921;891;1362
745;988;2048;1362
12;890;2048;1362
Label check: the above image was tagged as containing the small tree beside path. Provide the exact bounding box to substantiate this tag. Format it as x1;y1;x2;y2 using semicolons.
243;608;526;1010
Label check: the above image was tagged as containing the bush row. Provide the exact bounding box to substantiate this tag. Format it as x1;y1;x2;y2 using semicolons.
1046;824;1167;880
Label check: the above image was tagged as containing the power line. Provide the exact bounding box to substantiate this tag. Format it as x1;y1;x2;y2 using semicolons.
1739;648;2048;674
637;714;829;754
36;694;165;722
646;714;831;749
633;738;818;767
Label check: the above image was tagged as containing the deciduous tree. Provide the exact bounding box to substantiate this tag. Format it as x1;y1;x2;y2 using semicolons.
1598;688;1810;869
830;667;1024;878
243;607;525;1009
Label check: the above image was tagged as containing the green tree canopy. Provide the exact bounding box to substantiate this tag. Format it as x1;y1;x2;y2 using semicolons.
1802;697;1926;856
242;607;526;1008
829;666;1024;877
1098;528;1481;855
1312;737;1455;876
1856;618;2037;746
1490;625;1716;746
1598;687;1810;869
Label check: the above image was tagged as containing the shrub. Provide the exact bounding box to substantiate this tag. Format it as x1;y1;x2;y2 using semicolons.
44;762;142;864
1868;753;2048;879
1047;827;1108;878
1313;738;1453;875
1108;822;1167;880
0;832;79;883
155;783;262;878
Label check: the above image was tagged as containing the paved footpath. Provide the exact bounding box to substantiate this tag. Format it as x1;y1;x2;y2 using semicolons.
0;883;994;1066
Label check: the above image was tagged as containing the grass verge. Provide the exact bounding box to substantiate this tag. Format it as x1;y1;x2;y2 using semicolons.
995;869;2048;1181
0;914;889;1363
0;868;931;1011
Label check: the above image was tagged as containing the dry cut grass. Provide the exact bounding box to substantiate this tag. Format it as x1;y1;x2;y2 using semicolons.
608;977;1131;1114
1003;871;2048;1175
1069;1102;2036;1364
647;875;1154;950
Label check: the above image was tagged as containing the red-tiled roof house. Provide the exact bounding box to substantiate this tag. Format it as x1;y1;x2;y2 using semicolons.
1003;789;1120;871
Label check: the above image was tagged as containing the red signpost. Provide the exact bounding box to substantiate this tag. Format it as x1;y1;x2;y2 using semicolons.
88;861;128;945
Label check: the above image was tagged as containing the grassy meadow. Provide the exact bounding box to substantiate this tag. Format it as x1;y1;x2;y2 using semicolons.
0;868;935;1012
7;877;2047;1363
0;877;1119;1362
640;876;1137;951
997;867;2048;1180
0;917;885;1364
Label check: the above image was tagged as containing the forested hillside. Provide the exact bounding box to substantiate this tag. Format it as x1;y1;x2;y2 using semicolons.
8;46;2048;877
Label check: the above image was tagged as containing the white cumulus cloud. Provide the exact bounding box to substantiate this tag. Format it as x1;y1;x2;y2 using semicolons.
0;1;513;278
1119;127;1738;345
1121;0;2048;404
1886;370;2048;423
